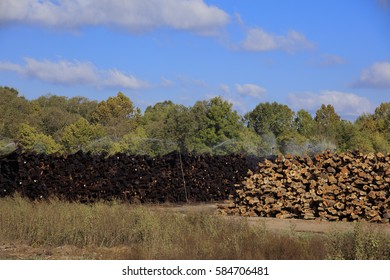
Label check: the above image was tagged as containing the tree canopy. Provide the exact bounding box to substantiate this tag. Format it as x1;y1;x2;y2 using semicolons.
245;102;295;138
91;92;141;138
61;118;105;153
1;86;389;155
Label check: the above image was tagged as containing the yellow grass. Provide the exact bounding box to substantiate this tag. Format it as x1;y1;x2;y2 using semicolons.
0;194;389;260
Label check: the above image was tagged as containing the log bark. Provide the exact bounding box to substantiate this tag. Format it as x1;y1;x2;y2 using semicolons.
220;151;390;223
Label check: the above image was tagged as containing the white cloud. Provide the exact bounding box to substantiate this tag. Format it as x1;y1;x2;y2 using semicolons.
288;90;372;118
0;58;148;89
219;84;230;94
235;83;266;98
103;69;148;89
316;54;347;66
0;0;229;35
241;28;315;53
353;61;390;89
177;75;208;88
241;28;277;51
0;61;23;72
23;58;99;85
161;77;174;87
234;12;244;27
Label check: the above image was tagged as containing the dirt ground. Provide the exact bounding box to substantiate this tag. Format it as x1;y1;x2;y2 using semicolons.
154;202;390;234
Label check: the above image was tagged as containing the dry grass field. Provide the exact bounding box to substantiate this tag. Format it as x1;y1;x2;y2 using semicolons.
0;195;389;260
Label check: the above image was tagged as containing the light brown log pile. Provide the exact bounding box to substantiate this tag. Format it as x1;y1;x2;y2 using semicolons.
219;151;390;223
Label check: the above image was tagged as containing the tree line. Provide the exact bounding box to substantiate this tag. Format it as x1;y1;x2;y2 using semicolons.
0;86;389;156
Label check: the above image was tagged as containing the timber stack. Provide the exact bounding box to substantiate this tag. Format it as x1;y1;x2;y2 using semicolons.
219;151;390;223
0;150;259;203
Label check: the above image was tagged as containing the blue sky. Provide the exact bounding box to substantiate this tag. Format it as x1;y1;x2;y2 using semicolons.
0;0;389;120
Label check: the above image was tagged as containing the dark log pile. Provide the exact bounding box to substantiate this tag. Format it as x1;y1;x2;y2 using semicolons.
0;150;259;203
219;151;390;223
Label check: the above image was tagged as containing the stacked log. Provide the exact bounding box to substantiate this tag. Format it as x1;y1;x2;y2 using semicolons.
0;150;260;203
219;151;390;223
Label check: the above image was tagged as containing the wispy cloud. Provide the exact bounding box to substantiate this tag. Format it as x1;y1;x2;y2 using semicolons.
177;75;208;88
218;83;230;94
216;83;267;113
352;61;390;89
235;83;266;98
287;90;372;118
103;69;147;89
240;27;315;53
0;0;229;35
161;77;174;88
310;54;347;67
0;58;148;89
378;0;389;10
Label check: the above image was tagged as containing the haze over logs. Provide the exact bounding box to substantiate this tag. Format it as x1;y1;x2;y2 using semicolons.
219;151;390;223
0;150;259;203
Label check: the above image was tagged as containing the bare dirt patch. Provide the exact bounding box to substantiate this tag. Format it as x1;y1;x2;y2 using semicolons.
151;202;390;234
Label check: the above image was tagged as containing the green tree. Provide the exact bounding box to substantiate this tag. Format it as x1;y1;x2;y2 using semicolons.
142;101;185;155
355;113;378;133
336;120;354;151
35;106;80;138
314;104;341;143
17;124;61;154
91;92;141;138
66;96;98;121
0;86;31;138
245;102;295;138
226;128;265;156
373;102;390;140
165;104;197;153
278;130;308;155
370;132;389;153
191;96;242;153
0;137;17;155
348;131;375;153
294;109;315;139
143;97;244;155
28;94;97;139
119;126;153;155
61;118;105;153
353;103;390;153
84;137;121;155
